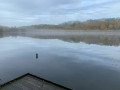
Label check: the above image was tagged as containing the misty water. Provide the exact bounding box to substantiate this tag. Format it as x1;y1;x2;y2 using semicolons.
0;33;120;90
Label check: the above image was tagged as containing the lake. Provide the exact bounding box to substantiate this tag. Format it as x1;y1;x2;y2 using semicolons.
0;30;120;90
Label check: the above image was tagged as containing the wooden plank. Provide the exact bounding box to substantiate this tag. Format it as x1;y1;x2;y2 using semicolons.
0;73;72;90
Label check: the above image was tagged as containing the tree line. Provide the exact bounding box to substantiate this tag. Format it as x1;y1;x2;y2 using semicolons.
62;18;120;30
22;18;120;30
1;18;120;30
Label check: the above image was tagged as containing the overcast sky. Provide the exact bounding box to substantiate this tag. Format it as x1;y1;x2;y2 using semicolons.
0;0;120;26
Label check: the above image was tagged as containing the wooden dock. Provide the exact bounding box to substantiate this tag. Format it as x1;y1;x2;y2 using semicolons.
0;73;72;90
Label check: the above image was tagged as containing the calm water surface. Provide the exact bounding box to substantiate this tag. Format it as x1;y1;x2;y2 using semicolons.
0;36;120;90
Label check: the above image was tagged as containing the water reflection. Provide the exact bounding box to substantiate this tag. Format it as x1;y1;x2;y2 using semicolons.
0;36;120;90
31;35;120;46
0;30;120;46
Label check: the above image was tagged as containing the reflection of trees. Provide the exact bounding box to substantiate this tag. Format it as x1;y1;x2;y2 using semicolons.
29;35;120;46
38;36;120;46
67;36;120;46
0;30;3;38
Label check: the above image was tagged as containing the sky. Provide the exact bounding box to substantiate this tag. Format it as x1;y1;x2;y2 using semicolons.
0;0;120;26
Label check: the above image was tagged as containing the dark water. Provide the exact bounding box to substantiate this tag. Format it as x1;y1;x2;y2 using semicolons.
0;33;120;90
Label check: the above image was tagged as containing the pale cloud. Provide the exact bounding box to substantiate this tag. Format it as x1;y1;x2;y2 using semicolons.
0;0;120;26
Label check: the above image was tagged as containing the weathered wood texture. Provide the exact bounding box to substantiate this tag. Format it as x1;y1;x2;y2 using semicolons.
0;73;71;90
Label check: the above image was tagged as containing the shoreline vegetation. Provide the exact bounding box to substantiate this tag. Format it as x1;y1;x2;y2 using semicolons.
21;18;120;30
0;18;120;46
0;18;120;31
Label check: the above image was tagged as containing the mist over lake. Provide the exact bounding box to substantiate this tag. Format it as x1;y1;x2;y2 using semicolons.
0;30;120;90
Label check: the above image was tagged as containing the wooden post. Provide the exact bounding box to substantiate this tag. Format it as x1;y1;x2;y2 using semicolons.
36;53;38;59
